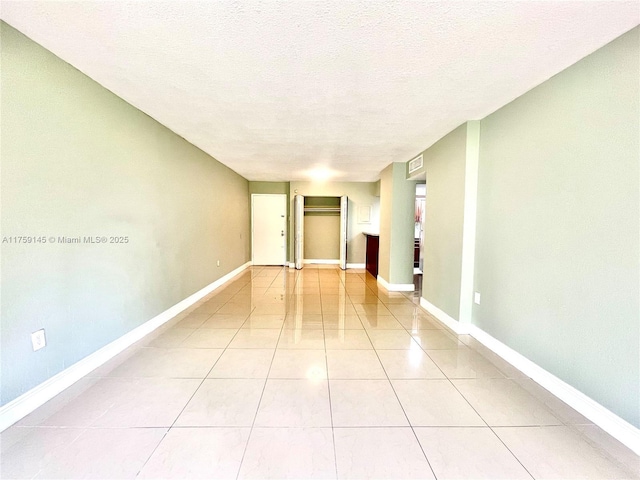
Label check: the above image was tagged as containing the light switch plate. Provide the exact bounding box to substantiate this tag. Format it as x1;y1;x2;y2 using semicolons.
474;292;481;305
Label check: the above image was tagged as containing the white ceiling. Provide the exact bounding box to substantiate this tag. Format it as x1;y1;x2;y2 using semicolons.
2;1;638;182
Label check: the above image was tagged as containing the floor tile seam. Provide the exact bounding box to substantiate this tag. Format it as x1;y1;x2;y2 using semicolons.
401;320;474;382
76;425;229;430
443;373;538;479
510;377;600;428
435;369;493;428
19;423;87;480
87;373;234;380
453;377;567;427
69;391;133;431
165;310;254;432
326;376;473;383
24;424;553;430
320;285;340;480
505;423;640;478
485;424;537;479
364;326;438;479
183;311;217;327
417;347;457;380
332;425;492;429
234;275;291;480
127;423;171;478
565;425;640;475
332;423;422;429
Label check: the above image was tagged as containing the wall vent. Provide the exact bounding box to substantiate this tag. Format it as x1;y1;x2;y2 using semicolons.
408;154;424;173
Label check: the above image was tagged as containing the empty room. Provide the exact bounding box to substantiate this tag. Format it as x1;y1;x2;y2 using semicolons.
1;1;639;479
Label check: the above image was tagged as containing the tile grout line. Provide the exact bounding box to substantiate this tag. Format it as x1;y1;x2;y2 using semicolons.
133;266;258;477
359;278;438;479
25;427;86;480
321;270;340;480
565;424;640;477
11;266;635;479
403;309;538;480
234;265;291;480
370;272;536;479
134;282;257;478
442;374;537;480
408;314;556;480
428;349;542;480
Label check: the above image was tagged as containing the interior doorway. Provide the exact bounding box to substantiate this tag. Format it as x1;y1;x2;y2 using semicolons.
252;194;287;265
415;182;426;273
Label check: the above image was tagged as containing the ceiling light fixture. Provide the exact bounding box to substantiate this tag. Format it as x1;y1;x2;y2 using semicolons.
305;167;337;182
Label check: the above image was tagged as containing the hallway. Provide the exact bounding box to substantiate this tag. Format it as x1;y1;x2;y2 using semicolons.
2;266;637;479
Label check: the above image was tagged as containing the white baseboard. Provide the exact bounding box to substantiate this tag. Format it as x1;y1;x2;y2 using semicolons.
303;259;340;265
419;297;470;334
0;261;252;433
376;276;414;292
468;325;640;455
292;261;364;269
418;296;640;454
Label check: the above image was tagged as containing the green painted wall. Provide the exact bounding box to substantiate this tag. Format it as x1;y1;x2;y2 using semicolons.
289;182;379;265
249;181;290;195
474;27;639;427
304;215;340;260
303;197;341;260
420;124;468;319
378;163;417;285
378;165;394;281
0;22;251;405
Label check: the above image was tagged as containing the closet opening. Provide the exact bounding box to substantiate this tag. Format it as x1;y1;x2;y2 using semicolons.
294;195;348;269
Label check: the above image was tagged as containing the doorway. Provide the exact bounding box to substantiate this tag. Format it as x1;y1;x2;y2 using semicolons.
252;194;287;265
415;182;426;273
293;195;348;269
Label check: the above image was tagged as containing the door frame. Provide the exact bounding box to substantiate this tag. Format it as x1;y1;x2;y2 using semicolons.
251;193;287;266
340;195;348;270
294;194;304;269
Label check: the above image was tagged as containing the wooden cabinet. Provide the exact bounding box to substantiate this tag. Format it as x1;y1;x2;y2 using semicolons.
364;233;379;277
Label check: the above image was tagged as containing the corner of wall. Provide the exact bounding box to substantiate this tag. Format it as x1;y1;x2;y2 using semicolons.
458;121;481;325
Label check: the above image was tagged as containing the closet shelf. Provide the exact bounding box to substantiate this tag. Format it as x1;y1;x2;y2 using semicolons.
303;207;341;213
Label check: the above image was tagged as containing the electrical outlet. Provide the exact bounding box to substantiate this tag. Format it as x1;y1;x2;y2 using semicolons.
31;329;46;351
474;292;481;305
216;260;220;267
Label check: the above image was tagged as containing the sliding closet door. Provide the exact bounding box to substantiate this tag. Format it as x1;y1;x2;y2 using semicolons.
294;194;305;270
340;195;348;270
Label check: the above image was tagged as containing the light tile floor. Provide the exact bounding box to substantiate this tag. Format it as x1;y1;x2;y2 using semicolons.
2;266;639;479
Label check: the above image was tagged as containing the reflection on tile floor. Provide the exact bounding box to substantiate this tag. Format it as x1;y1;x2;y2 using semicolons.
2;266;638;479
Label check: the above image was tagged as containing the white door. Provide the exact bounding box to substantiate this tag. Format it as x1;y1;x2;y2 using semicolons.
252;194;287;265
294;195;304;269
340;195;348;270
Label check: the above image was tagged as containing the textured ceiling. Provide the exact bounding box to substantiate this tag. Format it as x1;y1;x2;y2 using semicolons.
2;1;638;181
